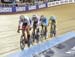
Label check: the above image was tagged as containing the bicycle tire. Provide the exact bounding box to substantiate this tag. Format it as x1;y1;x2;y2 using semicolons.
20;35;25;50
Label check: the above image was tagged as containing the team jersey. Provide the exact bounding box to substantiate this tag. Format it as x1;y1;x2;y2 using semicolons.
31;15;40;26
49;16;56;21
18;16;30;29
40;17;48;26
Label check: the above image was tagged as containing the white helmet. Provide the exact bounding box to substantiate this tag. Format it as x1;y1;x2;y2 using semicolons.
50;16;56;20
25;16;28;19
32;15;37;20
20;15;25;19
24;16;29;20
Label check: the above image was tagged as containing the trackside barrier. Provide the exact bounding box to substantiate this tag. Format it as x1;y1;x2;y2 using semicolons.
8;31;75;57
0;0;75;14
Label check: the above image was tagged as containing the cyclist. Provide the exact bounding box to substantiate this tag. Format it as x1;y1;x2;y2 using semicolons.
31;15;40;43
40;15;48;39
49;16;56;37
17;15;31;47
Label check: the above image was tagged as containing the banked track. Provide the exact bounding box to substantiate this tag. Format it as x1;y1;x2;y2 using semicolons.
0;3;75;57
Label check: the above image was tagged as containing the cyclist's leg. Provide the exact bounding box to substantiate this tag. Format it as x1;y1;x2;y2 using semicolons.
50;23;53;37
33;25;36;42
22;24;27;42
26;28;31;47
41;24;43;31
54;23;56;37
27;26;30;38
45;26;47;39
51;23;56;37
36;26;39;33
41;24;44;38
22;30;26;41
36;26;40;43
33;26;36;35
40;24;42;41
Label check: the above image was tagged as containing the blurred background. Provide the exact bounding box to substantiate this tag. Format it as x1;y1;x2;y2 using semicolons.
0;0;75;57
0;0;60;7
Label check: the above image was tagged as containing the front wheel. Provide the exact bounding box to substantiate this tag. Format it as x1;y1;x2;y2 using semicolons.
20;35;25;50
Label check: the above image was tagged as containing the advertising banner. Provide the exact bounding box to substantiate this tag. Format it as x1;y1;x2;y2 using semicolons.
0;7;12;13
28;5;36;10
38;3;46;8
16;7;26;12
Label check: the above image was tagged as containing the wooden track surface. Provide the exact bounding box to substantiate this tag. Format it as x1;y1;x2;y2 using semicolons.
0;4;75;57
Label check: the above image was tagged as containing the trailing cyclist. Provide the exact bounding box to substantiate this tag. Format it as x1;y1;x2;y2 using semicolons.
49;16;56;37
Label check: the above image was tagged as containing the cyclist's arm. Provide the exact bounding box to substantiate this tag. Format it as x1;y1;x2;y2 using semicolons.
43;18;48;26
48;18;51;25
17;20;21;33
46;18;48;26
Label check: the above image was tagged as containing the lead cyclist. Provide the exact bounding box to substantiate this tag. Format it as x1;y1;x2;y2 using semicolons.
17;15;31;47
49;16;56;37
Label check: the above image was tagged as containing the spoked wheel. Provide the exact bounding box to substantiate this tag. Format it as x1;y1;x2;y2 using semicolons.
20;35;25;50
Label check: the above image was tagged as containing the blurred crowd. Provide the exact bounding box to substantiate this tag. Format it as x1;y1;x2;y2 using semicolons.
0;0;59;7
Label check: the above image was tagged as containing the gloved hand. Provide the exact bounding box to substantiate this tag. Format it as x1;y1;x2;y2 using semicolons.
17;29;20;33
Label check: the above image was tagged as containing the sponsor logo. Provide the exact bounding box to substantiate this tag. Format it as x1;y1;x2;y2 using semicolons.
16;7;26;12
0;7;12;13
28;5;36;10
38;4;46;8
48;1;62;7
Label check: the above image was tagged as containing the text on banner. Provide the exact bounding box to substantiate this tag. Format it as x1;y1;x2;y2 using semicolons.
16;7;26;12
0;7;12;13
